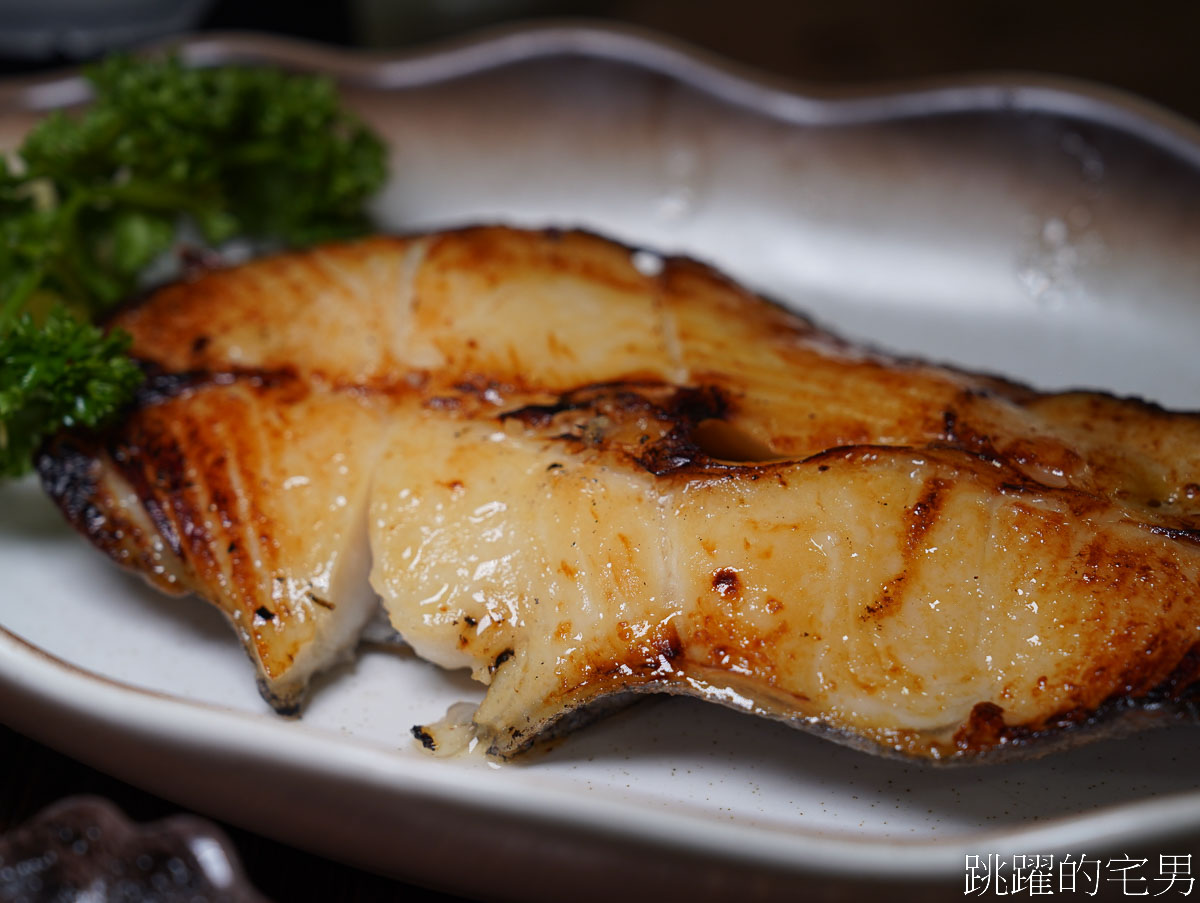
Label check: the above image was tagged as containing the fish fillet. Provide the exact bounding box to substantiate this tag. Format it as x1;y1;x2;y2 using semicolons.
38;226;1200;759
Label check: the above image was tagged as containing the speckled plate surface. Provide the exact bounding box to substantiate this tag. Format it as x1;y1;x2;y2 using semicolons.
1;25;1199;902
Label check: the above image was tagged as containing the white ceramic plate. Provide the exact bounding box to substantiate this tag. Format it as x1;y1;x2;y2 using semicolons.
2;26;1200;901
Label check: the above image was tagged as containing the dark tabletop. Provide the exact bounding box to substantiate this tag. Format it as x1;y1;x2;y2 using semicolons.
3;2;1199;900
0;722;468;901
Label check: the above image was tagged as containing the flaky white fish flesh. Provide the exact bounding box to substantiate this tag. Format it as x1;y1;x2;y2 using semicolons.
40;226;1200;760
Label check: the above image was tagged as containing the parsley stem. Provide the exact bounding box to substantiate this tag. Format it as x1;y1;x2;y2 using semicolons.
0;265;44;334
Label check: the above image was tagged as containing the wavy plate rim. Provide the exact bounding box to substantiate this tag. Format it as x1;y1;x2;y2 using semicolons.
1;20;1199;168
4;618;1200;884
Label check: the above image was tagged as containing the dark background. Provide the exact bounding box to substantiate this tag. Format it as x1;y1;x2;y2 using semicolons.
2;2;1198;901
4;0;1200;124
207;0;1200;124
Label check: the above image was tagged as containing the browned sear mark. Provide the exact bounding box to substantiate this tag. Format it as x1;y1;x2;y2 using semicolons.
862;478;947;621
307;592;335;610
712;567;742;599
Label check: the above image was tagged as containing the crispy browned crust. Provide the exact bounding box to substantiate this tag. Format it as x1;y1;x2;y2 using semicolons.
39;366;387;711
424;388;1200;759
36;225;1200;758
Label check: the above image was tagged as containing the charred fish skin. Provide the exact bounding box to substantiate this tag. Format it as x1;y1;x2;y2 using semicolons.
39;370;390;713
38;225;1200;759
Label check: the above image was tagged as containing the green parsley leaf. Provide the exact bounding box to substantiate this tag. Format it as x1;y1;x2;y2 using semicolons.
0;309;143;478
0;55;388;478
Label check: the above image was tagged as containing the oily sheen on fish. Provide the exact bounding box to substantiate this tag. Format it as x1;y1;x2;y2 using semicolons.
38;227;1200;759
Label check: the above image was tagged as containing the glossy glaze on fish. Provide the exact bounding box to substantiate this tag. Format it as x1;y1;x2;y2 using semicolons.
38;227;1200;758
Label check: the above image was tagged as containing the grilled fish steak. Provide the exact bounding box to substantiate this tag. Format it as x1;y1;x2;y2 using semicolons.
39;227;1200;759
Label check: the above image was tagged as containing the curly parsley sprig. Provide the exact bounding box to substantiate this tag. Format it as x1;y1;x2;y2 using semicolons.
0;54;388;477
0;311;143;478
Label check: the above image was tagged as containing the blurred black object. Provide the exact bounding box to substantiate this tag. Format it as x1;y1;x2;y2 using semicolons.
0;0;214;69
0;724;465;902
0;796;269;903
